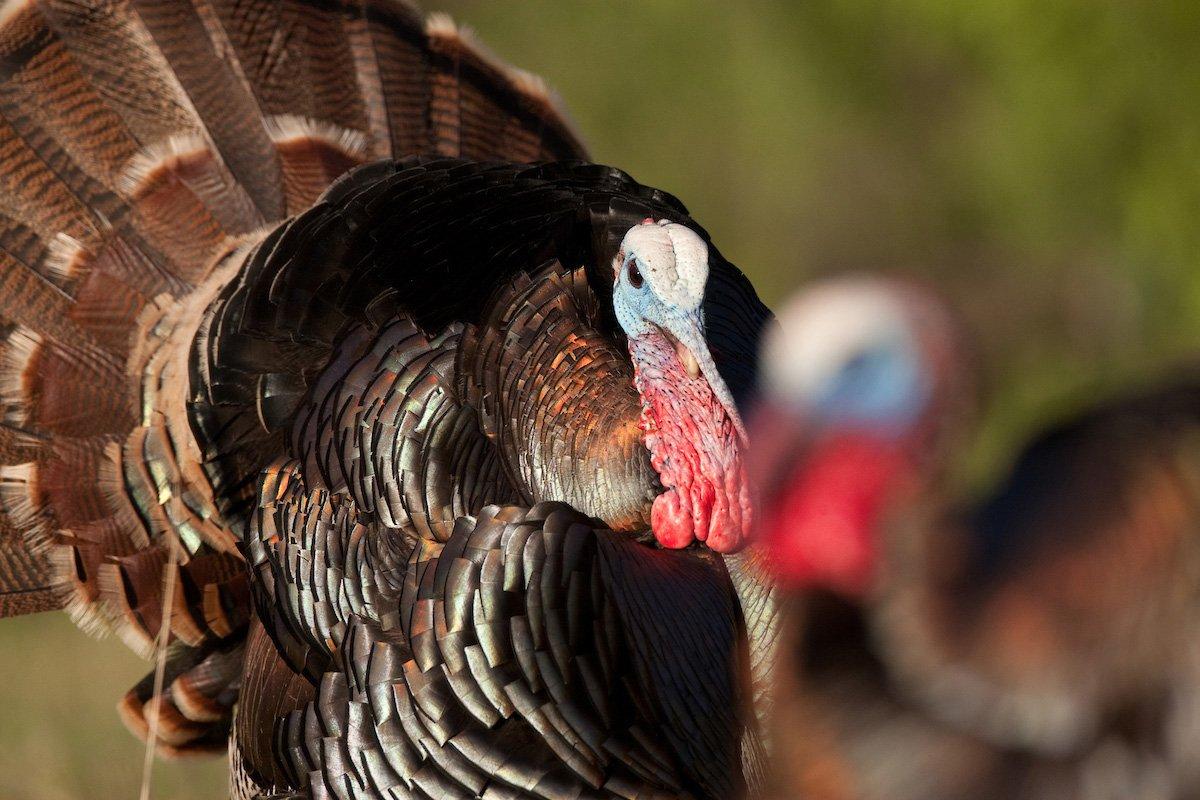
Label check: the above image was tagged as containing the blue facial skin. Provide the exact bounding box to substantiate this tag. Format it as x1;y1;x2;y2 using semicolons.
813;333;930;438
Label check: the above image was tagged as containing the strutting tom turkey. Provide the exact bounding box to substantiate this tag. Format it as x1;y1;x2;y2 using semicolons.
0;1;777;798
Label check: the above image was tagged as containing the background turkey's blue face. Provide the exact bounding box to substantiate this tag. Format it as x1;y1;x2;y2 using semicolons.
763;277;933;439
751;277;938;593
812;332;929;433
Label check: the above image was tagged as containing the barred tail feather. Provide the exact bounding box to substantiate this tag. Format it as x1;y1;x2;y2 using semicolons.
0;0;589;769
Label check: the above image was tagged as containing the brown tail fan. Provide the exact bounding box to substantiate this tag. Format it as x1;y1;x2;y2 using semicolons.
0;0;586;761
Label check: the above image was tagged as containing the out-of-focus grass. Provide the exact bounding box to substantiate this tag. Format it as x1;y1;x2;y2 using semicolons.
0;614;225;799
2;1;1199;796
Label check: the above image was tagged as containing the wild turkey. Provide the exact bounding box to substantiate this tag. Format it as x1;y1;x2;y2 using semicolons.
0;2;776;798
754;275;1200;799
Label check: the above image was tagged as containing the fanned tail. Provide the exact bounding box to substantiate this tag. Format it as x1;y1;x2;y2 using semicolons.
0;0;587;757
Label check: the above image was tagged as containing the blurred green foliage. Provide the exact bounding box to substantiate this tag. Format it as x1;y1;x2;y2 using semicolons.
441;0;1200;487
2;2;1198;796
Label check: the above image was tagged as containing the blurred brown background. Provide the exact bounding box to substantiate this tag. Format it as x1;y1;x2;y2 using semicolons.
3;1;1199;796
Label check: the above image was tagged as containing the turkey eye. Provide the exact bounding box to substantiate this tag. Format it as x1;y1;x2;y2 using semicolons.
627;260;644;288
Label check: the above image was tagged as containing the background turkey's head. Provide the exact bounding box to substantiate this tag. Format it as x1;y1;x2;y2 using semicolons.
750;276;971;595
614;219;753;553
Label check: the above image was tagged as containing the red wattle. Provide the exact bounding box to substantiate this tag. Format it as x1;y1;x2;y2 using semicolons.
651;490;693;548
764;432;909;595
629;333;751;553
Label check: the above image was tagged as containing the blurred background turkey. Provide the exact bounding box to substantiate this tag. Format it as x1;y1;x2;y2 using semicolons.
754;277;1200;799
3;1;1200;798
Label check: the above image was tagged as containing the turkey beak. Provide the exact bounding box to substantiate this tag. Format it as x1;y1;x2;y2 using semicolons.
665;315;749;446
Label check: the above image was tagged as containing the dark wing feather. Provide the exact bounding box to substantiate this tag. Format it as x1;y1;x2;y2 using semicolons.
272;501;744;800
233;618;317;795
458;260;654;530
596;534;747;800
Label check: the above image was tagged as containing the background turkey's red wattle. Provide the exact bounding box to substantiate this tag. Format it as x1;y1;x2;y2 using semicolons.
763;432;911;596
